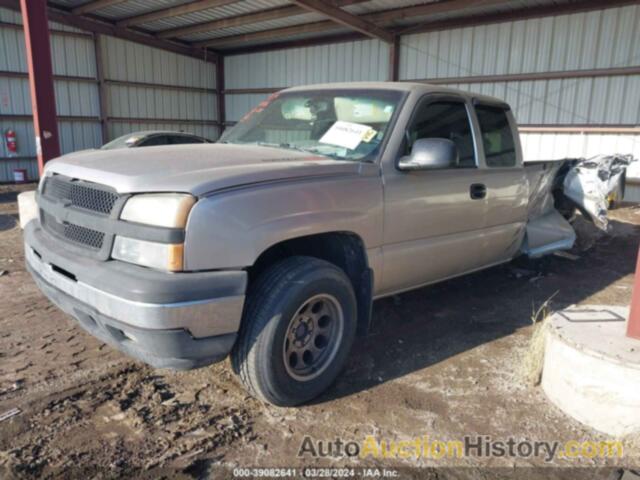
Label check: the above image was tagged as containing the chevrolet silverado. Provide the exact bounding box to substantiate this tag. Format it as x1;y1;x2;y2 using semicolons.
24;82;576;406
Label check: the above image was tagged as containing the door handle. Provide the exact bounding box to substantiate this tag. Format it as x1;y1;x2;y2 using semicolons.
470;183;487;200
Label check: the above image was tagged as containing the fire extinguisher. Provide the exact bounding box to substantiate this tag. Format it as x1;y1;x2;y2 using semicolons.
5;129;17;157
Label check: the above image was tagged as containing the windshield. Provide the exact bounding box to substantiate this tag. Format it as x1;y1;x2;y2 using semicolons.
219;89;404;162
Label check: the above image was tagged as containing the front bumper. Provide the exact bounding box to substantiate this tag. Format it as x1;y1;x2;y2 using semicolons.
24;221;247;370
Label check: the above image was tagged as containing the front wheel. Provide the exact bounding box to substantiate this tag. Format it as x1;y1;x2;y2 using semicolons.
231;256;357;406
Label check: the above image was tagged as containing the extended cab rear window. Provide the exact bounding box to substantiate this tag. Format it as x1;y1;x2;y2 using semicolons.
475;105;516;167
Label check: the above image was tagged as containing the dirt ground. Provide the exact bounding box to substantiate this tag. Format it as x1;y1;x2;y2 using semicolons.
1;183;639;479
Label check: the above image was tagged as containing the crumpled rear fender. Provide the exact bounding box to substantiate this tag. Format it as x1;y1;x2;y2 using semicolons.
523;160;576;258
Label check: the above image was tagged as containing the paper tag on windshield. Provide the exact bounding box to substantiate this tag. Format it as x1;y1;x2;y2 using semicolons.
319;121;377;150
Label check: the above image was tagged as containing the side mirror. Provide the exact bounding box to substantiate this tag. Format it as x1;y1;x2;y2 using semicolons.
398;138;459;171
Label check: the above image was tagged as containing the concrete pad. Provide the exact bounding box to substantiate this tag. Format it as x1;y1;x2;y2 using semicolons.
17;190;37;229
542;305;640;436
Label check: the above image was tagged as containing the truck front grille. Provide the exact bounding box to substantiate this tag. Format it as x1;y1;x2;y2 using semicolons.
43;175;119;215
41;211;105;250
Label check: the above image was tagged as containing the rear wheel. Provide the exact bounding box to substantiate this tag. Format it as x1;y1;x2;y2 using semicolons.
231;256;357;406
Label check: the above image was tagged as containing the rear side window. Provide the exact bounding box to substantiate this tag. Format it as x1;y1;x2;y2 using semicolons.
138;135;169;147
406;100;476;168
475;105;516;167
170;135;205;144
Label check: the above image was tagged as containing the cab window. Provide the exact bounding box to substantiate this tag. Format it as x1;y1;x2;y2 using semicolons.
138;135;168;147
169;135;206;145
405;100;476;168
475;105;516;167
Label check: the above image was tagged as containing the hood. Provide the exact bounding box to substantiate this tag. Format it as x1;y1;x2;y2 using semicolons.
45;144;362;196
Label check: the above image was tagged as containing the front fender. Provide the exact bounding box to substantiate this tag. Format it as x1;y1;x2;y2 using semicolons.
183;172;383;271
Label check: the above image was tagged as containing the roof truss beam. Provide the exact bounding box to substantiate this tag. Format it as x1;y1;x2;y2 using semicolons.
0;0;218;62
219;0;640;54
116;0;242;28
290;0;394;43
364;0;511;24
72;0;127;15
196;21;336;48
197;0;516;48
156;0;369;40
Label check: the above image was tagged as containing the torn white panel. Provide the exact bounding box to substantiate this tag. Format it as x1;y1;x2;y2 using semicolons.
563;154;633;231
523;209;576;258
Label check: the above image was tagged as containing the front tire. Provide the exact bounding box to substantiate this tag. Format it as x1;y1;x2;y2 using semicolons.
231;256;357;406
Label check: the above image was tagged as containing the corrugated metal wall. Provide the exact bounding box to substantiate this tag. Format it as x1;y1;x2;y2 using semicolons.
224;39;390;122
440;77;640;127
398;4;640;162
0;7;218;182
398;7;640;78
224;4;640;162
520;132;640;161
0;7;101;181
100;36;218;142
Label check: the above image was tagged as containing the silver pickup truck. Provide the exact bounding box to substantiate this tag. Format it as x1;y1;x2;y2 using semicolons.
24;82;577;406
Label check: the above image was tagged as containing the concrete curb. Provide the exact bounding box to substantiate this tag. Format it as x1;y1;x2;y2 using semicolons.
542;305;640;436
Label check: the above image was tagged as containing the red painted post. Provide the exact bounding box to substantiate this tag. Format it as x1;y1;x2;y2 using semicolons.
19;0;60;175
628;246;640;340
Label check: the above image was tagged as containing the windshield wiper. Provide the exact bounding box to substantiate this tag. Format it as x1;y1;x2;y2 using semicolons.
256;141;293;149
239;141;345;160
292;146;344;160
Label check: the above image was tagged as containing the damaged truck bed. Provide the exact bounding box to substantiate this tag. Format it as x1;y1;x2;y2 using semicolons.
525;154;634;258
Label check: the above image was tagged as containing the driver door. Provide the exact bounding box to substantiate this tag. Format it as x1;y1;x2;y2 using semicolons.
379;95;491;295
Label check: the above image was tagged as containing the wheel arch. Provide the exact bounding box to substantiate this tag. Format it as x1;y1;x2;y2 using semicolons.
246;231;374;336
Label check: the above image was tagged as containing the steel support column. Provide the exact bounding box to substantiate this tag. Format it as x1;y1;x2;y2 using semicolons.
388;35;400;81
627;246;640;340
19;0;61;174
93;33;109;144
216;53;226;138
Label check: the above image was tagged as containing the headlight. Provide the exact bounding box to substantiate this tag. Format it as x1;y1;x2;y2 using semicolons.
120;193;195;228
112;236;184;271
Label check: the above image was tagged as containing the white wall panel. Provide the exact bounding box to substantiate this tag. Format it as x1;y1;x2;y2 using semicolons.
54;80;100;117
521;132;640;161
0;157;39;183
224;93;269;122
0;9;220;181
106;84;216;121
100;36;216;89
107;121;219;142
0;22;95;77
0;24;27;72
0;76;31;115
50;35;96;78
0;118;102;181
99;35;219;145
0;7;100;181
225;39;390;89
58;121;102;154
224;39;390;124
444;75;640;126
0;77;99;118
399;5;640;80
